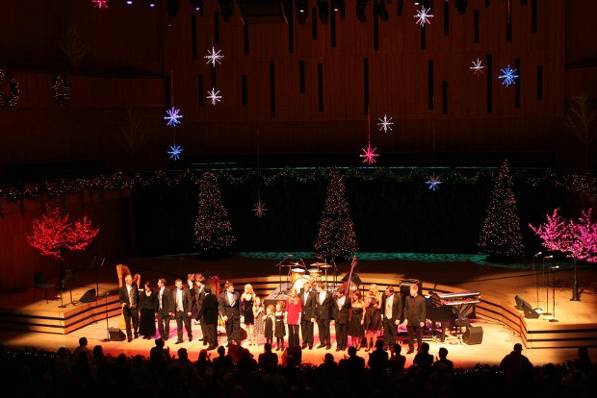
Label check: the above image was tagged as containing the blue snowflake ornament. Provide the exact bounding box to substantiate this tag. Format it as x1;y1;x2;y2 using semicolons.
425;176;442;192
498;65;518;87
167;144;183;160
164;106;183;127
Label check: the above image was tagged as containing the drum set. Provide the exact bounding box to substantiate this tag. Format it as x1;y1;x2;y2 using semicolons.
275;257;336;296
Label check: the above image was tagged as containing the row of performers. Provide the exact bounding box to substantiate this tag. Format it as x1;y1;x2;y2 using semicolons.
119;274;426;354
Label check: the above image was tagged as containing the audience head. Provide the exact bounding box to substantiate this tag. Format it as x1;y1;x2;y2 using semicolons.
421;342;430;354
393;343;402;355
323;353;335;364
348;346;357;357
178;348;188;361
155;338;165;348
79;337;88;347
93;345;104;360
217;346;226;357
375;340;384;351
438;347;448;359
198;349;209;362
264;343;272;353
513;343;523;353
578;346;589;359
157;278;166;288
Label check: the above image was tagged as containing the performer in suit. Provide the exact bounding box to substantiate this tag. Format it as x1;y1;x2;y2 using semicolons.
381;286;402;350
173;278;193;344
300;281;317;349
332;289;351;351
218;281;241;345
194;273;207;344
119;274;139;342
402;283;426;354
315;282;332;350
156;278;173;340
201;286;219;350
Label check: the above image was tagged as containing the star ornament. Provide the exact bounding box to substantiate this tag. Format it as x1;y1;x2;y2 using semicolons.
470;58;486;76
253;200;268;218
167;144;183;161
360;144;379;165
498;65;519;87
204;46;224;67
414;7;434;26
164;106;183;127
425;176;442;192
207;88;222;105
377;114;394;133
92;0;109;10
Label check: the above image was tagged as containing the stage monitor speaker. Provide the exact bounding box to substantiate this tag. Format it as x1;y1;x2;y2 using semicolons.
108;327;126;341
463;325;483;345
79;288;97;303
514;295;540;319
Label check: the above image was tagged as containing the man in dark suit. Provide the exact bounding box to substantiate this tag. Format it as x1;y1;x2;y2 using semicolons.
332;289;350;351
156;278;173;340
119;274;139;342
381;286;402;350
314;282;332;350
194;274;207;344
172;278;193;344
402;283;426;354
300;281;317;349
202;286;219;350
218;281;241;345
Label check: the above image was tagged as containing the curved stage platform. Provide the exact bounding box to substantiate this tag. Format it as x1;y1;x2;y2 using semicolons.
0;255;595;365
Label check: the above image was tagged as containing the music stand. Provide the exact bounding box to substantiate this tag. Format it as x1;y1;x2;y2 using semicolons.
99;291;112;342
549;265;559;322
542;256;553;316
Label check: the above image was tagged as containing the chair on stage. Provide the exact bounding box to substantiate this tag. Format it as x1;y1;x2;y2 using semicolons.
33;272;56;303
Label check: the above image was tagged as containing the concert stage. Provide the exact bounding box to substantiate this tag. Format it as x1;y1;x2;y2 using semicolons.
0;254;595;366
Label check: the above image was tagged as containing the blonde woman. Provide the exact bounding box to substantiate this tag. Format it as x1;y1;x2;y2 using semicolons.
241;283;256;345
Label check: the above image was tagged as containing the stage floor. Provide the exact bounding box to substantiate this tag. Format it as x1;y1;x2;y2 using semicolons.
1;315;594;367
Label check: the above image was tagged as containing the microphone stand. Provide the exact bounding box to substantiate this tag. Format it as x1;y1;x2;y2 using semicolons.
549;266;559;322
533;252;543;312
542;256;552;316
102;292;111;342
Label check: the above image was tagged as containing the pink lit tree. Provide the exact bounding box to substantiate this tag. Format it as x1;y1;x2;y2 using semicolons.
530;208;596;301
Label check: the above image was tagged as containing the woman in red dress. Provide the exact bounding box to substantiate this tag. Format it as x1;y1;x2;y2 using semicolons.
286;288;302;348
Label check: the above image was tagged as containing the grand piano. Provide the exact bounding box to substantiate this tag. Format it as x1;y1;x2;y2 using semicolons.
425;290;481;341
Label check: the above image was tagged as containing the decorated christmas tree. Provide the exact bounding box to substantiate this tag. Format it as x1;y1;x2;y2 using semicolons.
194;171;236;255
479;160;525;258
314;168;358;261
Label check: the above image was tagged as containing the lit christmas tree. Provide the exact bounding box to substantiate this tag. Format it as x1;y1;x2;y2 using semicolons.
314;168;358;261
194;171;236;255
479;160;525;258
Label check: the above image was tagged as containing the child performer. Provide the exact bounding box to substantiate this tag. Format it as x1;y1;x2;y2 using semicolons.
274;301;286;351
252;296;265;346
264;304;275;346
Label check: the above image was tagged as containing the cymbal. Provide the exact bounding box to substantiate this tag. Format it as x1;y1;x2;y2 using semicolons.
318;264;333;269
310;262;330;267
276;263;293;268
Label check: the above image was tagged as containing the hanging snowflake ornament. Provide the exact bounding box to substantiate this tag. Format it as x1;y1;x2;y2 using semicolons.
92;0;109;10
414;7;434;26
207;88;222;105
204;46;224;67
498;65;518;87
164;106;183;127
425;176;442;192
167;144;183;160
360;144;379;165
253;200;268;218
377;114;394;133
470;58;486;76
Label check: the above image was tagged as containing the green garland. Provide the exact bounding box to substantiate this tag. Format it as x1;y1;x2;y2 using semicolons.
0;166;595;203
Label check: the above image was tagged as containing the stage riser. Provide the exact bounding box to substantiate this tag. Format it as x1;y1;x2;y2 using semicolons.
229;275;597;350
